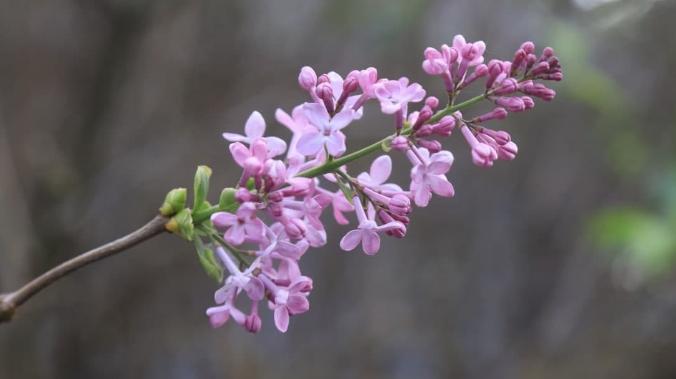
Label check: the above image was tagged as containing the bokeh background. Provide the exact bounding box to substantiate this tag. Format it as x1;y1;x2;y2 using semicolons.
1;0;675;378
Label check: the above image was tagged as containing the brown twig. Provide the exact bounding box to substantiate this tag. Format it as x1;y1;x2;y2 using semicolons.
0;215;169;323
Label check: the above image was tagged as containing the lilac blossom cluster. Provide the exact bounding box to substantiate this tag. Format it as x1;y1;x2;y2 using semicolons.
201;35;562;333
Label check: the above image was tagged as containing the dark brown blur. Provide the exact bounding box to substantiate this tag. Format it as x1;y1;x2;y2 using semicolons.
1;0;676;378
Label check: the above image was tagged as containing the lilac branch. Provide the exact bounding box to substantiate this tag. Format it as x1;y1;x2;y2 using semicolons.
0;215;169;323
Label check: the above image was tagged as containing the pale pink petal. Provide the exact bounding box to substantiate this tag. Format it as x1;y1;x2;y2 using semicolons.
286;295;310;314
264;136;287;157
225;225;246;245
369;155;392;184
211;212;237;229
245;278;264;301
330;109;354;130
244;111;265;139
302;103;330;129
362;230;381;255
207;309;229;328
380;102;400;114
325;132;346;156
427;161;451;175
296;132;324;156
229;142;251;166
340;229;363;251
275;108;296;131
222;132;247;143
413;185;432;207
427;175;455;197
274;306;290;333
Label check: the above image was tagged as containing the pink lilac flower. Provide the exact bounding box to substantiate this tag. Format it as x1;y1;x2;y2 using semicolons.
296;103;354;156
460;124;498;168
211;202;266;245
222;111;287;157
260;274;312;333
340;196;405;255
356;155;403;193
407;147;455;207
374;77;426;116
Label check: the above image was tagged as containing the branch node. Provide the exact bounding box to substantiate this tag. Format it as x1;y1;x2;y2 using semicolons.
0;295;16;323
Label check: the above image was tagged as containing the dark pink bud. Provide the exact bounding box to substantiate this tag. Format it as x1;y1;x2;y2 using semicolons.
378;211;407;238
267;191;283;202
413;106;433;131
512;49;527;72
431;116;456;136
244;313;262;333
284;217;306;239
480;128;511;145
316;83;334;114
425;96;440;110
542;47;554;58
391;136;409;151
522;96;535;110
317;74;330;85
415;124;433;137
298;66;317;91
530;61;550;76
493;78;518;95
342;76;359;95
521;41;535;54
417;139;442;153
495;96;526;112
474;107;508;123
389;194;411;216
542;72;563;81
236;187;255;203
459;64;488;89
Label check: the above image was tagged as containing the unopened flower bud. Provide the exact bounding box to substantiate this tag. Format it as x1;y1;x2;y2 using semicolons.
244;313;262;333
474;107;508;123
390;136;409;151
425;96;440;109
417;139;442;153
159;187;187;216
298;66;317;91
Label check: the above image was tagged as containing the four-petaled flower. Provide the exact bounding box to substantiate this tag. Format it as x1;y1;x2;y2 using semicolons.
340;196;405;255
296;103;354;156
408;147;455;207
222;111;287;157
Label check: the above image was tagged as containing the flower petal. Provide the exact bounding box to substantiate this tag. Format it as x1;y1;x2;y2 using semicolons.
340;229;363;251
369;155;392;184
244;111;265;139
274;306;290;333
296;132;324;156
287;295;310;314
362;230;381;255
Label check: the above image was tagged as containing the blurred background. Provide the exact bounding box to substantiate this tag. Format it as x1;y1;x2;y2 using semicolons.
1;0;675;378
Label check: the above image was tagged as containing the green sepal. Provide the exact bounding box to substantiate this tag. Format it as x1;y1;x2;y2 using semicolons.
194;238;223;283
219;187;238;213
159;188;187;216
380;138;392;153
193;165;212;211
167;208;195;241
246;177;256;191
